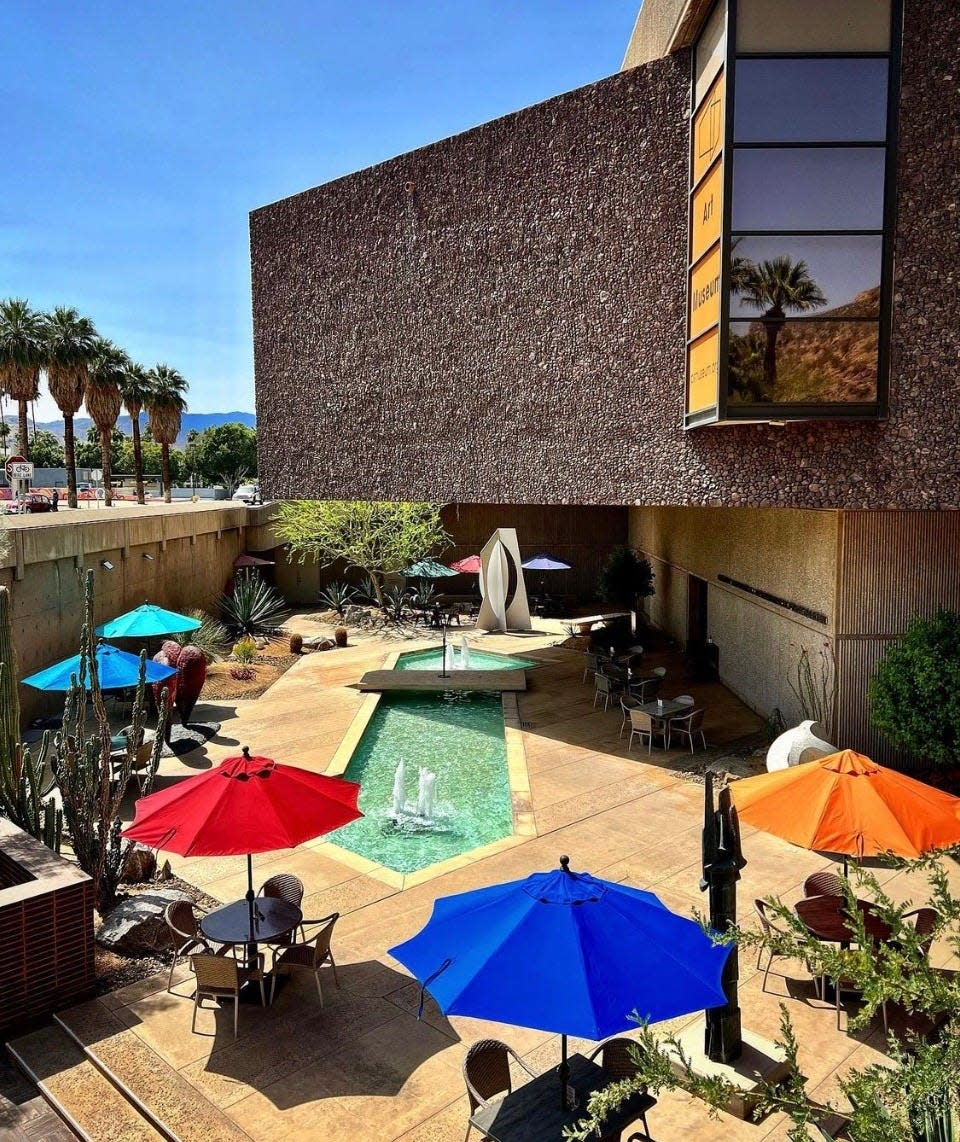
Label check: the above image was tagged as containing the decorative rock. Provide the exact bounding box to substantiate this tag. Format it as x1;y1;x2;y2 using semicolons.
120;844;157;884
97;888;190;954
303;635;336;650
766;720;836;773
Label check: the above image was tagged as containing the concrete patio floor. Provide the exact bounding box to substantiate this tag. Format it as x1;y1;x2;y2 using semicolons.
78;622;958;1141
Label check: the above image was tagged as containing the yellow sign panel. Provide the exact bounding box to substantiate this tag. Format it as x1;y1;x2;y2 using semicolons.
687;327;720;414
693;70;724;187
688;244;722;341
691;159;722;264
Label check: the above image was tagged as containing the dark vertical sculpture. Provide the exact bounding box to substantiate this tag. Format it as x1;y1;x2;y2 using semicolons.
701;770;746;1063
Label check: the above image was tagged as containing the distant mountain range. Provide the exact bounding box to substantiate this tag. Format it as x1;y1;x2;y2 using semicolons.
1;411;255;448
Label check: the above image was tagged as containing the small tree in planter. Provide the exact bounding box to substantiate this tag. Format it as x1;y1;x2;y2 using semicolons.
597;546;655;627
869;611;960;767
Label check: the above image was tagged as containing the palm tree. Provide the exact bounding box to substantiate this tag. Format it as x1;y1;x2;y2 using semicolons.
739;256;827;391
43;306;98;508
119;363;154;505
87;339;129;507
0;299;44;459
146;364;188;503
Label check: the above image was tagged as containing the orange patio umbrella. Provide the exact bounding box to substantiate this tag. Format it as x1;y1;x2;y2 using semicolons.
730;749;960;872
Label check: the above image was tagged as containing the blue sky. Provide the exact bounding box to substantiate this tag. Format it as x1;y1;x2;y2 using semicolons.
2;1;638;421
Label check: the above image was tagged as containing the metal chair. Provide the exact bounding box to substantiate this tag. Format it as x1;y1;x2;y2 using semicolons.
582;652;603;683
619;694;640;738
803;871;845;899
630;676;662;703
753;899;794;993
587;1037;656;1139
669;708;707;753
462;1039;537;1140
190;952;265;1037
628;709;669;753
164;900;218;993
269;912;340;1005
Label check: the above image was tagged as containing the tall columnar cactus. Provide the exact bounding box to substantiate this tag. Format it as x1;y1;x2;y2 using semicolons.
0;586;61;850
52;569;168;913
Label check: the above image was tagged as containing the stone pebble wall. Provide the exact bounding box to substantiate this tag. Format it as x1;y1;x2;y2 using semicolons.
251;0;959;511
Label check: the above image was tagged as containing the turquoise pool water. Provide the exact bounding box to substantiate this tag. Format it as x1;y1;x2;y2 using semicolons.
328;691;513;874
396;647;537;671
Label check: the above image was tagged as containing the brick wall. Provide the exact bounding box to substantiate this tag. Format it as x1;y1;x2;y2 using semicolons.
251;0;960;511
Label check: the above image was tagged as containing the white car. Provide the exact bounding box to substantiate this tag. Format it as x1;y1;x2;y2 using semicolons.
233;484;261;504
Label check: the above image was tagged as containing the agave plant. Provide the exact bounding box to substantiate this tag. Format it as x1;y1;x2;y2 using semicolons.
381;583;411;622
219;578;290;638
318;580;358;617
173;609;230;663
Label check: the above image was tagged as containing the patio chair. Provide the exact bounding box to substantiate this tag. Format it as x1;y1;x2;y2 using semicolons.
587;1037;656;1138
593;672;622;712
164;900;220;993
582;652;603;683
753;899;794;993
628;709;669;754
462;1039;537;1139
111;725;158;794
631;676;661;703
269;912;340;1005
669;708;707;753
903;907;939;958
619;694;640;738
190;952;265;1038
258;872;306;942
803;871;845;899
673;695;696;707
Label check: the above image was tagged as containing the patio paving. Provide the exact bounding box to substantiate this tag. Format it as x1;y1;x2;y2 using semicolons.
75;621;959;1140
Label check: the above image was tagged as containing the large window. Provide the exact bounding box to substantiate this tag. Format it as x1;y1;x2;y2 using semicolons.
684;0;901;426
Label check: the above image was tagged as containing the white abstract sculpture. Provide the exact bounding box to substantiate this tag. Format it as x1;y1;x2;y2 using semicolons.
766;720;837;772
476;528;532;632
392;758;407;816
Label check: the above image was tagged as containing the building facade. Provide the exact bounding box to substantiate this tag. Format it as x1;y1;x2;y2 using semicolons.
251;0;960;764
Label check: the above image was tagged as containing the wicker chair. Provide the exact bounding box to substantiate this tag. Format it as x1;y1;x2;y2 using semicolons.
753;899;795;993
593;672;622;712
582;652;603;683
628;709;669;754
269;912;340;1004
190;952;265;1037
669;709;707;753
630;676;661;703
259;872;306;942
903;907;939;958
587;1037;656;1138
803;871;845;899
164;900;218;993
619;694;640;738
462;1039;537;1140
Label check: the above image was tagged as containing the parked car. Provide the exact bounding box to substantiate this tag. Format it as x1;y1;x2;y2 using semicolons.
5;493;55;514
233;484;261;504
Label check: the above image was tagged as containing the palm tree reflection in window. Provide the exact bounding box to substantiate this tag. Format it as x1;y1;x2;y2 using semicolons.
737;256;826;396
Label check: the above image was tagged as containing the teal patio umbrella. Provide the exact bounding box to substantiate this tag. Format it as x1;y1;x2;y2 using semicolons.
22;643;177;692
96;604;201;639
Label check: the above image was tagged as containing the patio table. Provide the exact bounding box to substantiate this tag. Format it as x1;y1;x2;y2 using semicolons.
795;894;892;948
469;1052;655;1142
201;897;302;980
635;698;691;720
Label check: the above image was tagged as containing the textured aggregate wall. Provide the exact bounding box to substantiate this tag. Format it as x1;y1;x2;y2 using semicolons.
251;0;960;511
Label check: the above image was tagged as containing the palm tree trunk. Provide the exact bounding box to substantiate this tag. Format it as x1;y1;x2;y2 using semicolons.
761;307;785;394
131;416;145;505
64;415;78;509
17;401;29;459
161;444;172;503
99;429;114;507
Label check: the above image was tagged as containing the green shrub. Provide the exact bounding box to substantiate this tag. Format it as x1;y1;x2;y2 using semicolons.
869;610;960;766
597;547;655;609
232;636;257;663
219;577;290;637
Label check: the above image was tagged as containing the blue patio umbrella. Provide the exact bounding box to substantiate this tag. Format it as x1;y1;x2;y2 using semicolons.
22;643;178;692
96;604;201;639
520;553;571;571
389;856;730;1106
402;559;459;579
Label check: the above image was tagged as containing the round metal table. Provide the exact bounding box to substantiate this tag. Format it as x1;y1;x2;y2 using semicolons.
795;894;892;947
200;897;302;966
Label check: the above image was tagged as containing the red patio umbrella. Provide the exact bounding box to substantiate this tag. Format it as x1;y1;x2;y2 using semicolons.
122;747;362;901
448;554;482;574
234;553;275;568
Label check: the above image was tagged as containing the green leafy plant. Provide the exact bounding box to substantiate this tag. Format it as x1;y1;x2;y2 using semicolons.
0;585;61;850
276;500;451;607
232;636;257;664
597;547;655;614
869;611;960;766
318;580;357;617
219;577;290;638
173;610;230;663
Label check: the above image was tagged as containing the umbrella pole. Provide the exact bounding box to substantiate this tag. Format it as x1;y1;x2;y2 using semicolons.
842;854;849;877
559;1033;569;1110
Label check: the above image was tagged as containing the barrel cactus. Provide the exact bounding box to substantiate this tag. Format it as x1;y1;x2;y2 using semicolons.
175;645;207;725
289;632;303;655
334;626;348;648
